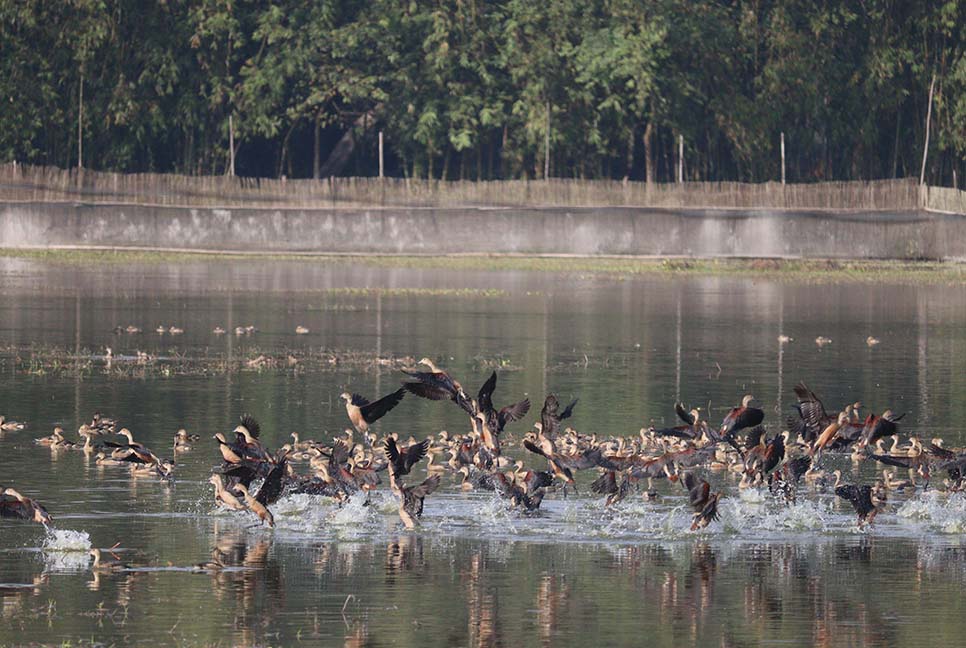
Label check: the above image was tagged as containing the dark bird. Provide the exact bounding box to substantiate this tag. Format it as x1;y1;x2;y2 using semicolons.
491;471;546;511
787;382;834;444
340;388;406;433
475;371;530;451
385;436;430;481
710;395;763;458
682;472;722;531
395;474;442;529
0;488;52;526
538;394;578;440
858;410;905;448
232;414;273;463
651;403;706;440
591;471;631;506
401;358;474;415
835;483;885;526
254;448;291;506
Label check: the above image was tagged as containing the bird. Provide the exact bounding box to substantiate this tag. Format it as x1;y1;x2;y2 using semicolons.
0;416;25;431
401;358;474;416
234;483;275;528
866;336;880;346
89;548;127;571
0;488;52;525
835;482;886;526
341;388;406;434
474;371;530;452
682;473;722;531
174;428;199;452
651;403;706;441
394;474;442;529
384;437;430;481
815;336;832;347
209;475;246;511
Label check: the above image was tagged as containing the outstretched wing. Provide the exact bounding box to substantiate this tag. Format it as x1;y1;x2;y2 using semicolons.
359;388;405;424
497;399;531;428
239;414;261;439
477;371;497;414
559;399;579;420
411;474;442;498
402;381;452;401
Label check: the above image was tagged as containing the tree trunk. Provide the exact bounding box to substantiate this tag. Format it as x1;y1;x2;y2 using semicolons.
313;113;321;179
624;126;635;180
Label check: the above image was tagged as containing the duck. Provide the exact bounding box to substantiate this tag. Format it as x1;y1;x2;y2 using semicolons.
213;326;226;335
209;475;246;511
0;416;25;431
168;326;184;335
0;488;52;525
295;325;310;335
777;335;793;344
882;470;914;492
815;336;832;347
35;426;71;447
401;358;474;416
234;484;275;528
125;325;141;334
866;336;880;347
174;428;199;452
156;325;167;335
385;436;430;480
835;481;886;526
682;473;722;531
393;474;442;529
341;389;406;434
89;548;127;571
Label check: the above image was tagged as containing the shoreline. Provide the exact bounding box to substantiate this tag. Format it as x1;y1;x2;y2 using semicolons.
3;247;964;284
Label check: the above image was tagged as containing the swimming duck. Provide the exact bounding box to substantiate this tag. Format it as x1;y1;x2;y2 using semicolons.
213;326;226;335
35;426;71;447
0;416;25;431
174;428;199;452
156;325;167;335
295;326;310;335
815;336;832;347
89;548;127;571
866;336;880;347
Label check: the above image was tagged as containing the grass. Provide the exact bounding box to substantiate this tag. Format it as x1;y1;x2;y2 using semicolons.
2;248;965;284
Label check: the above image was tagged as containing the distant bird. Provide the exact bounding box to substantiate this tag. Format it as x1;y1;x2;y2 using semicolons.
866;336;880;347
777;335;793;344
0;416;25;431
815;336;832;347
89;548;127;571
213;326;226;335
341;388;406;434
295;326;310;335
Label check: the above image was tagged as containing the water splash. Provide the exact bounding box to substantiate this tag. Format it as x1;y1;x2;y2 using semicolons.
897;491;966;533
42;527;92;572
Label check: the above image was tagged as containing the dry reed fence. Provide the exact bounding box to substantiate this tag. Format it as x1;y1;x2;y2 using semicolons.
0;162;950;212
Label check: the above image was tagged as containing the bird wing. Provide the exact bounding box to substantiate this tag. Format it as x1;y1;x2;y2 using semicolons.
523;439;549;459
591;471;618;495
255;457;288;506
359;388;406;424
403;439;431;472
239;414;261;439
411;474;442;498
744;425;766;450
497;399;531;428
402;381;452;401
681;470;697;493
675;402;696;426
559;399;579;420
835;484;874;517
477;371;497;414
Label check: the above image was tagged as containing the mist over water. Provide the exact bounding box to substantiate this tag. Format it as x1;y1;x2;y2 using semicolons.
1;256;965;646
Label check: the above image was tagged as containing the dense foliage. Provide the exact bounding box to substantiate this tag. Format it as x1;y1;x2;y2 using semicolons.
2;1;965;184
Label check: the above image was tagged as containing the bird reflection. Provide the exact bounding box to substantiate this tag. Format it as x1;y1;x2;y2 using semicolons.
385;534;425;579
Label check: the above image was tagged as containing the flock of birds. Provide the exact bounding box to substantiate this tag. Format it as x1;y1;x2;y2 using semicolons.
5;356;966;570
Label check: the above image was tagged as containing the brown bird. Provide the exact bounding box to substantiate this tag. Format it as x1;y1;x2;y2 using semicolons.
835;482;886;526
340;388;406;433
682;472;722;531
401;358;474;415
395;474;441;529
0;488;52;526
475;371;531;451
235;483;275;528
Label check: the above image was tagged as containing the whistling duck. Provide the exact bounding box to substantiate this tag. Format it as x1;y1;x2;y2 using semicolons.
231;415;273;463
95;451;127;467
835;481;886;526
89;548;127;571
401;358;475;416
234;325;256;336
811;412;850;457
815;336;832;347
778;335;793;344
192;554;226;572
0;488;52;525
174;429;199;452
866;336;880;347
234;483;275;527
712;395;763;457
169;326;184;335
788;382;837;444
295;326;310;335
858;410;904;448
882;470;914;491
213;326;226;335
394;474;441;529
126;325;141;334
209;475;246;510
156;325;166;334
90;412;117;435
591;471;631;506
652;403;706;441
341;388;406;434
0;416;25;431
491;471;545;511
537;394;578;441
35;426;71;447
682;473;722;531
385;436;430;480
213;432;246;464
474;371;531;451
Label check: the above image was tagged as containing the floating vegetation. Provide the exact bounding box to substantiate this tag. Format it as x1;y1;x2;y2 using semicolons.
0;344;525;379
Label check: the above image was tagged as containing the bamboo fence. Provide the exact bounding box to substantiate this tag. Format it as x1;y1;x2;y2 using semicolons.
0;162;952;212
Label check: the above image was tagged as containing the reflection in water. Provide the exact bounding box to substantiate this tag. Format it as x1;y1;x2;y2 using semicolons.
0;259;965;646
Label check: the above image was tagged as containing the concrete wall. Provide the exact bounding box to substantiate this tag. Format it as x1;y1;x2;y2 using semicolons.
2;201;966;259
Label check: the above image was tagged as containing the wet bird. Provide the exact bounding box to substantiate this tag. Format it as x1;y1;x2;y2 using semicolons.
651;403;707;441
537;394;578;442
835;482;886;526
341;388;406;434
711;395;763;457
0;488;52;525
209;475;246;511
235;483;275;528
394;474;442;529
788;382;836;445
682;473;722;531
858;410;905;448
174;428;199;452
231;415;273;463
491;471;546;511
591;470;632;506
475;371;531;452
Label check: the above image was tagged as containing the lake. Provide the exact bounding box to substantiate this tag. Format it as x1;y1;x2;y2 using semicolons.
1;255;965;646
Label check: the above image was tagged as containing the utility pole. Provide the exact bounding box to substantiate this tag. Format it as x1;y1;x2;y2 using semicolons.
544;100;551;180
677;134;683;183
77;73;84;170
920;74;936;186
780;131;786;185
228;114;235;177
379;131;384;178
